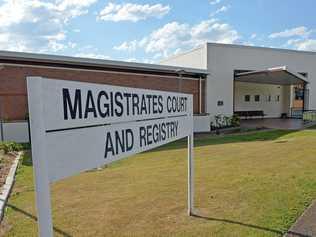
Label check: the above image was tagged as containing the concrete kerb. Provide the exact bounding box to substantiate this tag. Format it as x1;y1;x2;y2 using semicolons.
0;151;22;222
303;121;316;129
284;200;316;237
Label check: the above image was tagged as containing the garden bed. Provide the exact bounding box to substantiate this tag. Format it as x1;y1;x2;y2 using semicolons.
0;151;16;195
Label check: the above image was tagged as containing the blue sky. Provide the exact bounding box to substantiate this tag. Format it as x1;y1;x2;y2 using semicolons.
0;0;315;63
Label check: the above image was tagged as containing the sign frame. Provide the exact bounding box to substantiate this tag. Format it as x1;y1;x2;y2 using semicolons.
27;77;194;237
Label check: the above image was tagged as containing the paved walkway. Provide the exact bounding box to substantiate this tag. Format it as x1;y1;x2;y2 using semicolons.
285;201;316;237
241;118;305;130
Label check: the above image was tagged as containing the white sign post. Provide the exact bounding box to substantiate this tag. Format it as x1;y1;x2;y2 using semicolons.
27;77;194;236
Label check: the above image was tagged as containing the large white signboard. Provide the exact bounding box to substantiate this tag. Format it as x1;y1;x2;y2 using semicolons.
27;77;194;237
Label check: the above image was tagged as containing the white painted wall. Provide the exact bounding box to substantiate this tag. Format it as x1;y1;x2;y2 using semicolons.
193;115;210;132
234;82;291;118
161;43;316;120
160;45;208;69
1;121;29;143
206;43;315;117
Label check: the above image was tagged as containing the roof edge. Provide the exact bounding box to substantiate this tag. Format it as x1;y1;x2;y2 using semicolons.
0;50;208;76
207;42;316;56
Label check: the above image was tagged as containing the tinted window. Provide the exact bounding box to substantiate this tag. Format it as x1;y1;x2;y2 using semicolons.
255;95;260;102
245;95;250;102
267;95;271;102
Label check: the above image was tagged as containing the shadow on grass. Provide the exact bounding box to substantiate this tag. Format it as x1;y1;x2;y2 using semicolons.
3;200;72;237
2;203;310;237
21;151;33;166
308;125;316;130
151;129;298;153
21;129;299;166
192;214;311;237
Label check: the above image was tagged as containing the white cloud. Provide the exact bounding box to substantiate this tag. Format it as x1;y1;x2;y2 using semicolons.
210;5;230;16
0;0;96;53
210;0;222;5
145;22;189;54
250;33;257;39
125;58;137;62
269;26;316;52
114;18;240;58
269;26;312;39
114;40;138;52
98;2;170;22
75;52;111;60
68;41;77;48
287;39;316;51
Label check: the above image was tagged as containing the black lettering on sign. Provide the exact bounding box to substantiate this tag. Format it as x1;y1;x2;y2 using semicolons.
104;129;134;159
126;129;134;152
140;95;147;115
132;94;140;115
123;93;131;116
158;96;163;113
146;94;152;114
84;90;97;119
139;126;146;147
167;96;172;113
115;130;125;155
146;125;153;145
166;96;188;114
139;120;179;148
104;131;115;159
97;91;109;118
62;88;82;120
115;92;123;117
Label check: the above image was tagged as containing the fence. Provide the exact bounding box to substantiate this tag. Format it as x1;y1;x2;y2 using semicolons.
290;108;304;119
0;121;29;143
303;110;316;122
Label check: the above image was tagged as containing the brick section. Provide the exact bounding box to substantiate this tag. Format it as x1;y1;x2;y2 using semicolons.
0;64;205;120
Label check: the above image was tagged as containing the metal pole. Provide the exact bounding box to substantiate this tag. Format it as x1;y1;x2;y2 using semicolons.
0;97;3;141
188;133;194;216
199;77;202;114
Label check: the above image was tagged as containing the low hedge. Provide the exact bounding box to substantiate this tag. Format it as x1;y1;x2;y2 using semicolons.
0;142;24;154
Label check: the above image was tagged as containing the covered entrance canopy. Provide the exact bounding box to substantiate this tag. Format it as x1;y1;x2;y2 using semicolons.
235;66;308;85
234;66;309;119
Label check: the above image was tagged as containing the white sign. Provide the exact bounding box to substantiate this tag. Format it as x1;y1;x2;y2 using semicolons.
27;77;194;237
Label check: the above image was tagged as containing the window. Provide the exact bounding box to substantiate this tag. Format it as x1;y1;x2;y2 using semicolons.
267;95;272;102
276;95;280;102
295;87;304;100
244;95;250;102
255;95;260;102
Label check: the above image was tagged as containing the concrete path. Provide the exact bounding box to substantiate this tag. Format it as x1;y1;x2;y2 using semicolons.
241;118;305;130
285;201;316;237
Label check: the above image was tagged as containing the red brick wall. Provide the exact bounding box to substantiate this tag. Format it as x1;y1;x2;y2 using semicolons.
0;64;205;120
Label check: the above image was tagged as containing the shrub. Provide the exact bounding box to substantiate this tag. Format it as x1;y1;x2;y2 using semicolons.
0;141;23;154
211;114;240;131
231;115;240;127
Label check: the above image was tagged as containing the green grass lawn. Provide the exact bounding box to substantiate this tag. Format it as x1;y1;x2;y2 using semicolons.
2;129;316;237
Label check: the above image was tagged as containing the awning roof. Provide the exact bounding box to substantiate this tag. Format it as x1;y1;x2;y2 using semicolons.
234;66;308;85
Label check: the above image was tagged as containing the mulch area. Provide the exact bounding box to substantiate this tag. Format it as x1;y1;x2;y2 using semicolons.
0;150;16;194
